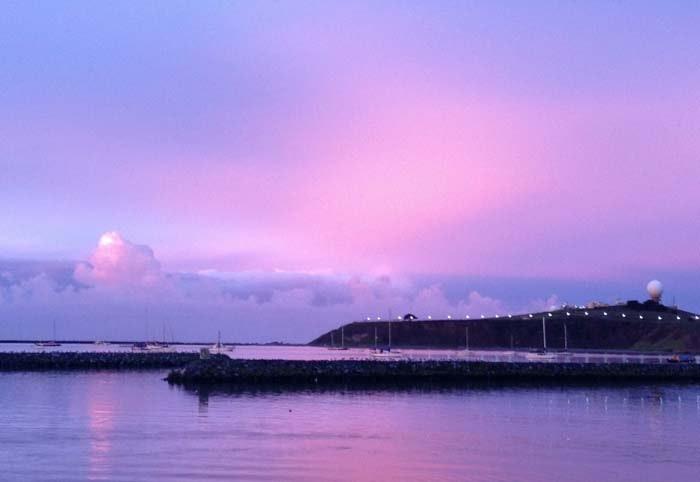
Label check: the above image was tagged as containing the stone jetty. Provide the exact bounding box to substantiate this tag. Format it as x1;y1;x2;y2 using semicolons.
166;355;700;385
0;352;198;371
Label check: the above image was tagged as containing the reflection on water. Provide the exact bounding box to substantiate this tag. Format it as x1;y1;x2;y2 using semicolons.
87;379;115;481
0;371;699;481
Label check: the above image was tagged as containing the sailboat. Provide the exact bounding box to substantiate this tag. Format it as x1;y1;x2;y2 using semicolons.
211;330;234;353
372;320;401;358
560;321;573;356
328;326;348;350
525;316;556;360
35;320;61;347
146;322;171;350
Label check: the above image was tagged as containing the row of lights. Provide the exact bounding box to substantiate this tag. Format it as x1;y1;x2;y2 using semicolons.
366;313;700;321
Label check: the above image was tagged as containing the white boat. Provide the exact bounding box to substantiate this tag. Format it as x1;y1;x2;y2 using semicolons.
131;342;173;353
35;321;61;348
328;327;349;350
524;317;556;360
387;320;401;354
34;341;61;348
211;331;234;353
371;350;402;359
369;321;403;356
524;351;557;361
146;342;174;352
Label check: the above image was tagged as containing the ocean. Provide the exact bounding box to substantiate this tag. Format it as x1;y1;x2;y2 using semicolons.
1;355;699;481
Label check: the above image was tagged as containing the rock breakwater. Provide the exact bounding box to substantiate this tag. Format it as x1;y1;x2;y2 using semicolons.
0;352;198;371
166;356;700;385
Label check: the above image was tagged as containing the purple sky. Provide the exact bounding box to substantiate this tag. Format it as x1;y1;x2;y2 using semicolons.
2;2;700;342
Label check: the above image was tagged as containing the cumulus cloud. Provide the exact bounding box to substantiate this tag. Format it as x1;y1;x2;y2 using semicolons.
522;294;562;313
74;232;162;287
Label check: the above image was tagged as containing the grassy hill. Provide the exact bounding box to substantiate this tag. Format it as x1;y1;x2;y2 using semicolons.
310;305;700;352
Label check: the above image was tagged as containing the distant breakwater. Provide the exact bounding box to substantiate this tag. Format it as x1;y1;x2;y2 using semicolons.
166;356;700;385
0;352;199;371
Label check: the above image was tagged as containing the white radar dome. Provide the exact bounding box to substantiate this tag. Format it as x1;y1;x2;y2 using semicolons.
646;280;663;302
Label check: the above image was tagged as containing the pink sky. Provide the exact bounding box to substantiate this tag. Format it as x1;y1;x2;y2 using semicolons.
1;2;699;340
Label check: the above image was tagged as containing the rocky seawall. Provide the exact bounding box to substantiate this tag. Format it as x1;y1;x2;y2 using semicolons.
0;352;199;371
166;356;700;385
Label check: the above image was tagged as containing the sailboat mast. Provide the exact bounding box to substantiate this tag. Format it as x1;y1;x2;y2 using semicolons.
542;316;547;352
388;320;392;349
341;326;344;348
564;322;568;351
52;319;56;342
465;326;469;351
374;326;378;350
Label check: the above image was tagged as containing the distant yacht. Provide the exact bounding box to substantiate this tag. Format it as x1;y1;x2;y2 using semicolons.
328;327;349;350
371;349;402;359
211;331;234;353
369;323;402;357
525;316;556;360
131;342;173;353
35;320;61;348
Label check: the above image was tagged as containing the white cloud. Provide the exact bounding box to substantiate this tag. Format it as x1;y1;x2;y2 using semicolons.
74;231;162;287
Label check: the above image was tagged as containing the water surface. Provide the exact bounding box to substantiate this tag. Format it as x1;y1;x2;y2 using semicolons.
1;371;699;481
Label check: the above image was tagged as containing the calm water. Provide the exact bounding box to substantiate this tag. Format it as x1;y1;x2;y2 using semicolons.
0;343;682;364
1;370;699;481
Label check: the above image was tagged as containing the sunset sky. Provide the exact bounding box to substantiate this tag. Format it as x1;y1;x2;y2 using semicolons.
2;2;699;342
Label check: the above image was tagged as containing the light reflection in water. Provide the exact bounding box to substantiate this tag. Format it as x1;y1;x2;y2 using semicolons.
86;377;116;481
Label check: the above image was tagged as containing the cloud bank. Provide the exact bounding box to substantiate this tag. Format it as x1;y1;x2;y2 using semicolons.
0;232;572;343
